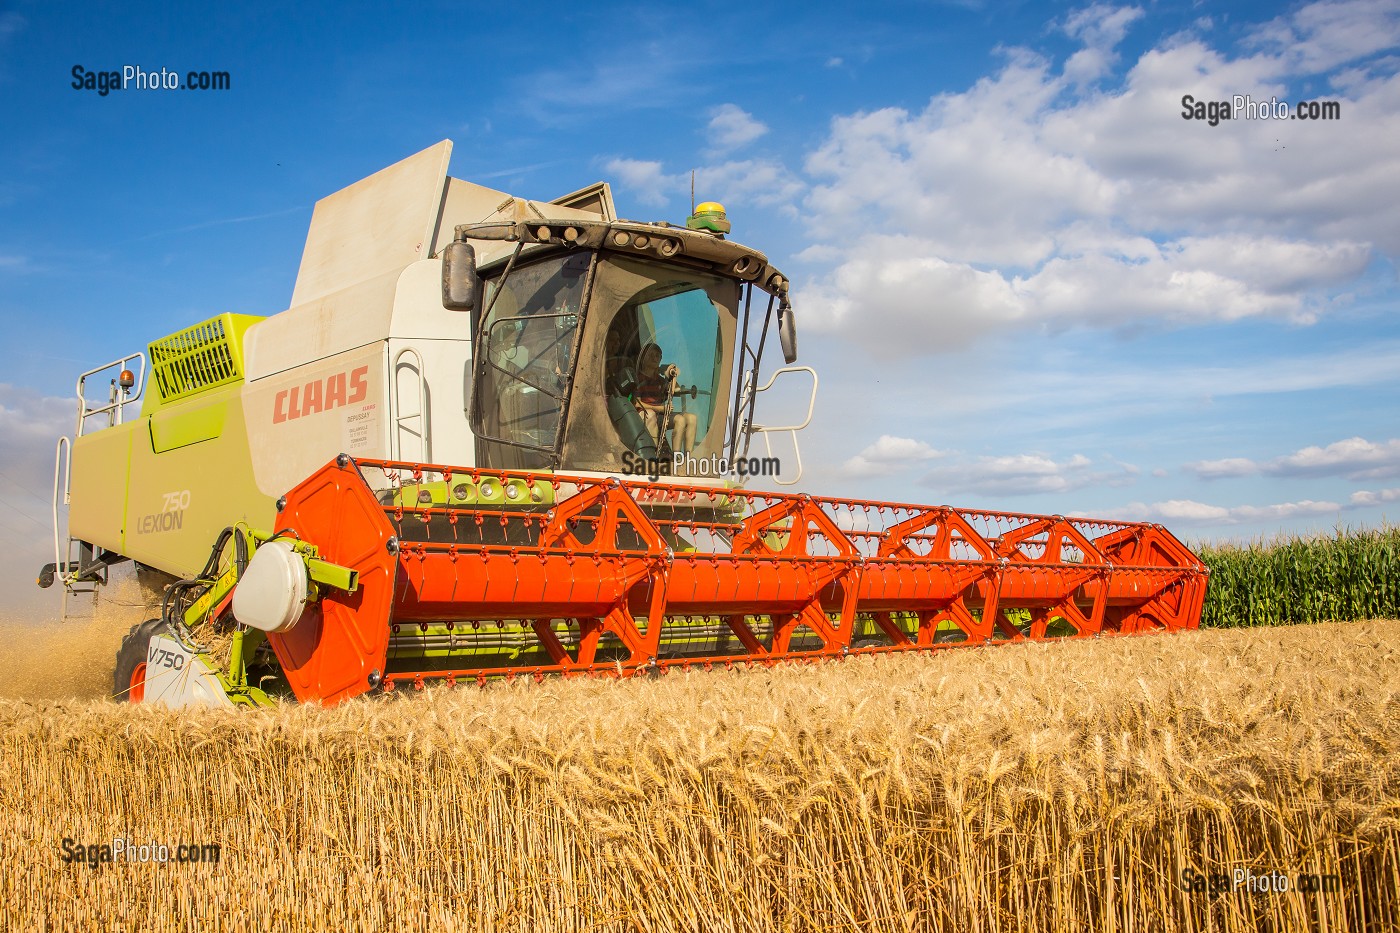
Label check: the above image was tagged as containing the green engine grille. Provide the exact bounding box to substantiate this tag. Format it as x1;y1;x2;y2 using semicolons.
148;313;262;404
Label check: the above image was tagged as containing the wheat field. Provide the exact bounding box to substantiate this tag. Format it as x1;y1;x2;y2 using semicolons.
0;600;1396;932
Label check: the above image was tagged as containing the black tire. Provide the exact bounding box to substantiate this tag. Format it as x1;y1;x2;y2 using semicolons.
113;618;168;703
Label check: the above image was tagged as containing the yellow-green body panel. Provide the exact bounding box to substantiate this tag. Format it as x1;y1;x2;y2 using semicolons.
68;424;133;555
149;399;228;452
126;386;274;578
71;380;277;580
70;329;398;580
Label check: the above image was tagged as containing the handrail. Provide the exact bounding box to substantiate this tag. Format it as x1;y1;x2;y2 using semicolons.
741;366;818;487
759;427;804;486
747;365;818;433
75;352;147;437
52;436;71;587
392;347;430;461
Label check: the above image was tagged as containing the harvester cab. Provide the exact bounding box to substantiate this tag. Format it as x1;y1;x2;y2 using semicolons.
42;141;1207;709
446;196;806;479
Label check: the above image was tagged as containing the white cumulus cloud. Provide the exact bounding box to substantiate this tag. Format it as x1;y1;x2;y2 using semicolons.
1184;457;1259;479
1062;3;1145;84
840;434;943;478
1350;487;1400;506
604;158;671;207
0;384;76;613
707;104;769;152
919;451;1138;497
1187;436;1400;481
1271;436;1400;480
1248;0;1400;74
604;157;802;210
1125;497;1345;525
793;0;1398;354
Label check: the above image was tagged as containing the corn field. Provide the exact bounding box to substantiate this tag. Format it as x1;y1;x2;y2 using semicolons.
1;617;1397;932
1199;526;1400;627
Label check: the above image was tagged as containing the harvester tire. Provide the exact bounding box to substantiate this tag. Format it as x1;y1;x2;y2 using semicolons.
113;618;169;704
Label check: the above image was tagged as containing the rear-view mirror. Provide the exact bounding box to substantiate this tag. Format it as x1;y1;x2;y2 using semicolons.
442;240;479;312
778;300;798;365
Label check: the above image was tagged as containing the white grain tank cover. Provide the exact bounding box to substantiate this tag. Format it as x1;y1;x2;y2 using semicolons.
232;540;309;632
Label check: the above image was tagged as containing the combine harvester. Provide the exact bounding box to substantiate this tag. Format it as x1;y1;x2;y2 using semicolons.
41;142;1208;708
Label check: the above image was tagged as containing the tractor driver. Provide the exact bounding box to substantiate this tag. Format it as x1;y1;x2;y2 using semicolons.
634;342;697;454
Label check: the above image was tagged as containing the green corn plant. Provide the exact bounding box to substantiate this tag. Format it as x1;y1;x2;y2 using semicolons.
1198;525;1400;627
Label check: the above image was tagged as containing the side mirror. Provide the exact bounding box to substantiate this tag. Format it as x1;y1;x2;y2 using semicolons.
778;299;798;365
442;240;479;312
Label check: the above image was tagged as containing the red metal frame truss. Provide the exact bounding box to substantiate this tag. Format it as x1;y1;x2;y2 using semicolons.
269;458;1209;704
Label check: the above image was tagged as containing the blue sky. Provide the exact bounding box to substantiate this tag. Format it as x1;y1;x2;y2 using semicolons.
2;0;1398;608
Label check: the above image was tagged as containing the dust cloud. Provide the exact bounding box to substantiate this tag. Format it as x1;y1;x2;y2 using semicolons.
0;579;150;701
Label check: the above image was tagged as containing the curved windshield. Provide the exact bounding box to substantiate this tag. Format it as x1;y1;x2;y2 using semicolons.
567;256;738;477
472;250;739;476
